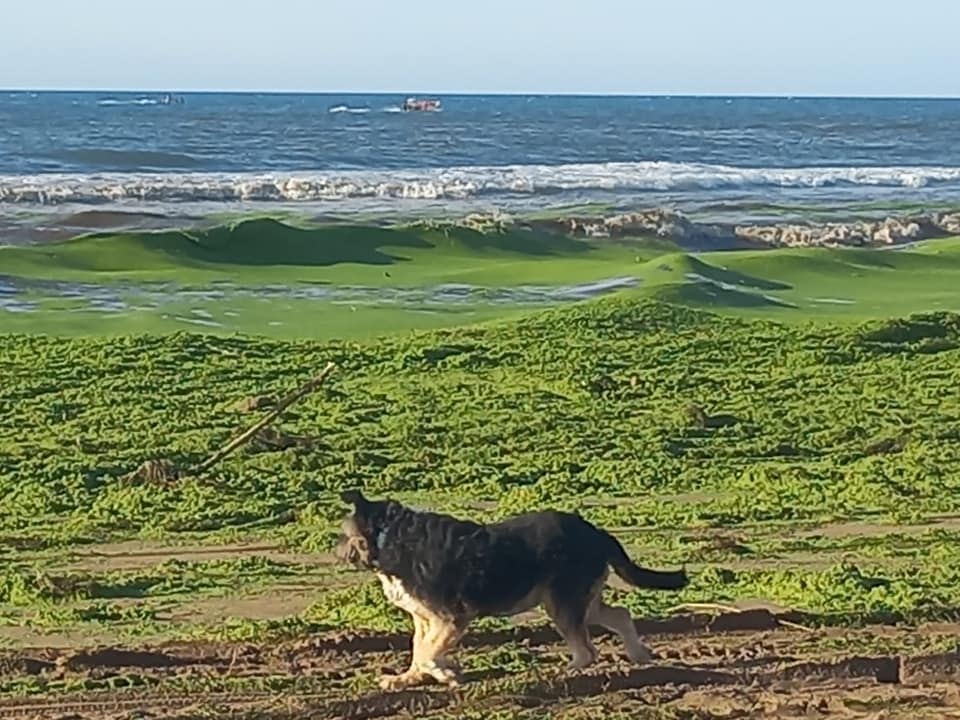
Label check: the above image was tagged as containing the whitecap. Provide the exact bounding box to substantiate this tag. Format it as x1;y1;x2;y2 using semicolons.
329;105;371;114
4;161;960;206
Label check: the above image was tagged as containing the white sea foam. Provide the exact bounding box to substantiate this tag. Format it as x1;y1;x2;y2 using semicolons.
3;162;960;205
97;98;159;106
328;105;372;114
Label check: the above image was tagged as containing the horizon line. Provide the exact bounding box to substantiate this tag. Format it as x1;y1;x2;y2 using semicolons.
3;87;960;101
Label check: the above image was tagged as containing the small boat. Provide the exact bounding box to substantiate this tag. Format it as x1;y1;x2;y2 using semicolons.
401;97;441;112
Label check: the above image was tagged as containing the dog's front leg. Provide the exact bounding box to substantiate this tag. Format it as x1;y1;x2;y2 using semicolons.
379;612;429;690
412;616;465;687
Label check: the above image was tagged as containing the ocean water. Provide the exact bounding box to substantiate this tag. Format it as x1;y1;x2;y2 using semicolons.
2;92;960;223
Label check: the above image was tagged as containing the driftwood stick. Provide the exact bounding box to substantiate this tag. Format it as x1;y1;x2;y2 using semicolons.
190;361;337;475
667;601;813;632
668;602;744;615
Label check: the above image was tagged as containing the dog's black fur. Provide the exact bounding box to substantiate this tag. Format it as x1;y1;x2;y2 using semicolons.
335;489;687;689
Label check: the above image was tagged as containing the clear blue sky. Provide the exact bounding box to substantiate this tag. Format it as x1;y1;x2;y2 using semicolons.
3;0;958;96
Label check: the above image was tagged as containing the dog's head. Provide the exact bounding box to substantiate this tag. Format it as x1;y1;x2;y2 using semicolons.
333;489;385;570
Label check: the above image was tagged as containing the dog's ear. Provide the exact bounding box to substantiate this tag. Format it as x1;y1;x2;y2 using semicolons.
340;489;368;508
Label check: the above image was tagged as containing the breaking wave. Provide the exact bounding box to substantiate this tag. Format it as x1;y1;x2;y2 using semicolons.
4;162;960;205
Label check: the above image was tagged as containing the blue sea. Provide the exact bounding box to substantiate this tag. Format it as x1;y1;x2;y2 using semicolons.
2;92;960;225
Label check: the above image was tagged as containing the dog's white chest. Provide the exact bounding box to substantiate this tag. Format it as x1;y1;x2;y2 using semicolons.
376;573;423;614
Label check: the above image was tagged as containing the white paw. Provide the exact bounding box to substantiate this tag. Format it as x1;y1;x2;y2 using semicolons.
422;660;462;686
378;671;423;691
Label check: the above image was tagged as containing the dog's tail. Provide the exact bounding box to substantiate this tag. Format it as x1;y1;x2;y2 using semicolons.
604;531;688;590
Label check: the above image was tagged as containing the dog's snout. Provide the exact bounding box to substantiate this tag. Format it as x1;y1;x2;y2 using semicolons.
333;533;352;560
333;530;371;567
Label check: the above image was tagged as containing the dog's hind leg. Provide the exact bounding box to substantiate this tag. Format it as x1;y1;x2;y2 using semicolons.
587;595;653;664
544;586;598;670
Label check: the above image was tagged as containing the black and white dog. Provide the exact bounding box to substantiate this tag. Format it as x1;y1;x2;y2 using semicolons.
334;490;688;690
